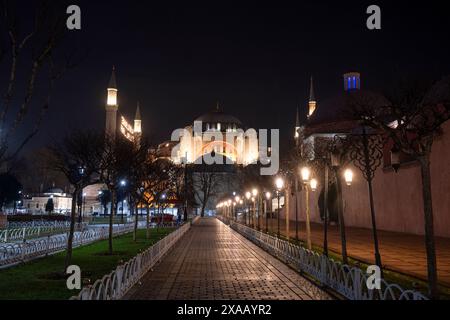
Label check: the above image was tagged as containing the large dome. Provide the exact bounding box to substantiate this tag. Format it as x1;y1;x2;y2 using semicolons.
195;109;242;126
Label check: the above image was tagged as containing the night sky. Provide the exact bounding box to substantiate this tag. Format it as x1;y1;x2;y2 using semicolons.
12;0;450;154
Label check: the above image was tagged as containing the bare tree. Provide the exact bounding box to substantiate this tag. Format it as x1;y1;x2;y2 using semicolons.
48;130;103;269
349;76;450;299
164;161;195;222
139;157;169;238
0;0;79;168
193;165;221;217
124;140;152;242
99;136;136;255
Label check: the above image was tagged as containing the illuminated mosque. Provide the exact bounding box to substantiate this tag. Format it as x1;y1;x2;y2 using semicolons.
162;104;260;166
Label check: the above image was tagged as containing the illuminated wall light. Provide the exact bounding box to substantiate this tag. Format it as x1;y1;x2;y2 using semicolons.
344;169;354;186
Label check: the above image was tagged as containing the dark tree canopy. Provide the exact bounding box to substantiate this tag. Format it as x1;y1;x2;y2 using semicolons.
0;173;22;210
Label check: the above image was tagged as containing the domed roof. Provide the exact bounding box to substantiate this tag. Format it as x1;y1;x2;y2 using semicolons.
307;90;389;126
305;90;390;135
195;109;242;126
44;188;65;195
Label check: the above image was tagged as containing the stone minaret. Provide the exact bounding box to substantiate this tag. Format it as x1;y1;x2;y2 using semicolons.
308;76;317;118
134;102;142;147
105;66;119;139
294;107;301;146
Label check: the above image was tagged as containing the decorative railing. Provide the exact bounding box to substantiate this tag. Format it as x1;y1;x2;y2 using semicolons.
0;224;134;268
219;217;428;301
71;221;192;300
0;223;87;243
6;221;71;229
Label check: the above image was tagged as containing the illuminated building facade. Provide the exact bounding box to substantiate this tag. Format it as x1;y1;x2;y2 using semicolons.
170;104;260;166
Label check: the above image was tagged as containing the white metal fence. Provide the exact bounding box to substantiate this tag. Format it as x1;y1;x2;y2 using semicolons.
71;222;192;300
0;223;87;243
220;217;428;301
0;224;134;268
6;221;71;229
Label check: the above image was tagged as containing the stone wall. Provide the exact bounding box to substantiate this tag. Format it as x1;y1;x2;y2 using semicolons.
281;120;450;238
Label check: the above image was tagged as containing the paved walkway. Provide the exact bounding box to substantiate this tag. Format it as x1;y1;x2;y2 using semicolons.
125;218;331;300
249;218;450;286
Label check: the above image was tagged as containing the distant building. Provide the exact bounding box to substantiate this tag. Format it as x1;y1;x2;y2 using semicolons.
284;72;450;237
166;104;260;166
22;188;72;215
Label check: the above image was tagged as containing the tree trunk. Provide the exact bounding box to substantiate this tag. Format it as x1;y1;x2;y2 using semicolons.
323;165;329;257
419;154;439;299
335;168;348;265
108;189;116;255
146;205;151;239
133;201;138;242
64;188;79;270
200;203;206;218
184;204;188;222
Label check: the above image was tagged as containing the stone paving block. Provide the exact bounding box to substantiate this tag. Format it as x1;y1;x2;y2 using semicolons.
124;218;331;301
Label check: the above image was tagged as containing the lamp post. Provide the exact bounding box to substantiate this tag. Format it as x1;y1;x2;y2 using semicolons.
265;192;271;233
234;196;240;222
82;193;87;224
275;177;284;238
120;180;127;225
294;175;300;242
239;199;243;222
301;167;317;250
252;189;259;230
323;159;330;257
330;142;349;265
245;191;251;226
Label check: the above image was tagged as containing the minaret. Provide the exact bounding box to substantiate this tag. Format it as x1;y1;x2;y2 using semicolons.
308;76;317;118
294;107;301;146
134;102;142;146
105;66;119;139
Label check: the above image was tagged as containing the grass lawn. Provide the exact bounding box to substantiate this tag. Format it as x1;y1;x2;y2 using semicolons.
0;228;175;300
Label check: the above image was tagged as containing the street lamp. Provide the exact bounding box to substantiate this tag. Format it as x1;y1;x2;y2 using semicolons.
344;169;354;186
82;193;87;223
310;179;318;192
301;167;311;184
328;136;350;265
252;189;258;226
234;196;240;221
265;192;271;233
301;167;316;250
245;191;251;225
119;180;127;224
275;177;284;238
